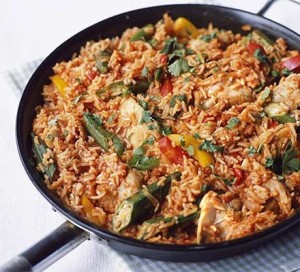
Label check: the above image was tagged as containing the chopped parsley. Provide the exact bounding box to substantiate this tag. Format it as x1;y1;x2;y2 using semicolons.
201;32;217;42
253;49;270;65
143;136;155;145
48;118;57;126
282;68;291;76
141;66;149;78
226;117;240;130
160;38;181;54
179;136;186;147
248;146;257;157
169;94;187;107
140;111;153;124
128;146;160;170
107;114;116;124
138;99;149;110
265;157;274;168
186;145;194;156
168;58;190;77
193;133;201;139
199;140;223;153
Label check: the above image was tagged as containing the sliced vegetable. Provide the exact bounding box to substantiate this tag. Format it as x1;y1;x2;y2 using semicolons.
32;133;56;180
233;168;244;186
252;30;274;52
160;78;173;97
97;79;150;98
167;135;215;167
112;172;182;232
138;211;200;240
82;194;106;225
154;67;164;82
130;24;155;42
282;55;300;72
50;75;68;97
83;112;124;156
264;103;295;124
159;136;187;165
173;17;198;38
95;50;111;74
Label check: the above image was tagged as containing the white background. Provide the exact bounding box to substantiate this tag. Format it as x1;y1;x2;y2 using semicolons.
0;0;299;271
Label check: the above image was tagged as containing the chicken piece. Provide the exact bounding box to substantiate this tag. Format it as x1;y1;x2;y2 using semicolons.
202;82;253;109
196;191;225;244
119;97;159;148
264;177;292;216
119;97;144;125
272;74;300;111
118;170;143;200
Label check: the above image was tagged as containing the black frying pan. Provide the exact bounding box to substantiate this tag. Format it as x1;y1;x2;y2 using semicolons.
2;1;300;271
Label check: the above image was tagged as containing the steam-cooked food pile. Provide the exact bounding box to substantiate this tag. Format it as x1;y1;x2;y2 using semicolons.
32;14;300;244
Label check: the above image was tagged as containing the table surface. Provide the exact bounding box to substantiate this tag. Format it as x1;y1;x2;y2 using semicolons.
1;0;299;271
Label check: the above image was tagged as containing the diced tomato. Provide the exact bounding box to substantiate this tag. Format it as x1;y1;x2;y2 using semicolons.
248;42;265;56
160;78;173;97
282;55;300;72
86;69;98;81
160;54;168;64
269;120;279;128
233;168;244;186
158;137;187;165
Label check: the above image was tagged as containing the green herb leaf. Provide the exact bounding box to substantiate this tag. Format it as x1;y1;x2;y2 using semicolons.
186;145;194;156
224;178;234;186
273;114;296;124
143;136;155;145
75;77;83;84
199;140;223;153
107;114;116;124
201;184;211;192
169;94;187;107
282;68;291;76
261;88;271;100
248;146;257;157
282;144;300;173
159;125;172;136
226;117;240;130
272;70;279;77
193;133;201;139
201;32;217;42
154;67;163;82
253;49;270;65
112;136;124;157
138;99;149;110
141;66;149;78
48;118;57;126
160;38;180;54
265;157;274;168
128;147;160;170
168;58;190;77
140;111;153;124
179;136;185;147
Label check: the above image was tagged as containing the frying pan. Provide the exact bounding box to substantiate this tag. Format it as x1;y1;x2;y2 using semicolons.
2;0;300;270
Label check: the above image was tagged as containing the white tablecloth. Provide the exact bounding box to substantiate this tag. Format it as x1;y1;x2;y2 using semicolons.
0;0;300;271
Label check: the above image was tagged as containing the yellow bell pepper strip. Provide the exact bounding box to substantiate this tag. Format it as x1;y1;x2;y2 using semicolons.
82;194;106;225
50;75;68;97
173;17;199;38
167;134;214;167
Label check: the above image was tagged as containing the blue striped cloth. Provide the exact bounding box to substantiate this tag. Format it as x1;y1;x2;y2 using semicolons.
5;59;300;272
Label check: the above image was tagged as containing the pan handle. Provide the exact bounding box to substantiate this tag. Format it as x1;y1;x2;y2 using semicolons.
258;0;300;16
0;221;88;272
